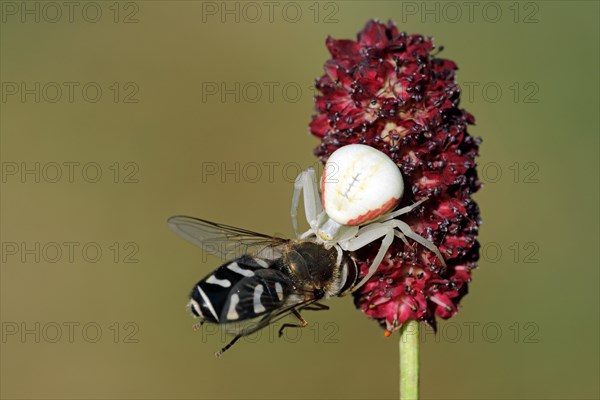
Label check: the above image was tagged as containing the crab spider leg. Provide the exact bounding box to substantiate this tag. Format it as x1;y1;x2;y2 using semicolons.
290;174;302;237
340;223;390;252
291;168;323;238
335;224;360;243
381;197;429;221
391;220;447;269
394;230;413;250
354;229;396;291
340;223;396;291
342;220;447;291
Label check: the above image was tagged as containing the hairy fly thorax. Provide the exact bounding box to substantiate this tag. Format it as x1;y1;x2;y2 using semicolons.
279;241;358;300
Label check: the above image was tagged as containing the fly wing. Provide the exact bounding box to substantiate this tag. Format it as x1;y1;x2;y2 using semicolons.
218;268;311;336
221;268;300;322
167;216;289;260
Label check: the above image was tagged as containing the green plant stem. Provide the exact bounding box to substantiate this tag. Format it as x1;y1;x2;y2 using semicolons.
400;320;420;400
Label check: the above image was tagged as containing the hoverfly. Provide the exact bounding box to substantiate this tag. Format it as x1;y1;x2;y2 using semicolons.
167;216;359;357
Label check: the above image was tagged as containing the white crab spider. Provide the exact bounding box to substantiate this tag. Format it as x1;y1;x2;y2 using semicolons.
291;144;446;291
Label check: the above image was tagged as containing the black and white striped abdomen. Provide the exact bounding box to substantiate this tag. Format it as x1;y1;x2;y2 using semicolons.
188;255;296;324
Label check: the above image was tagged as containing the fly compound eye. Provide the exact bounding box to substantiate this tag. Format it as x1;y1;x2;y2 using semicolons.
321;144;404;226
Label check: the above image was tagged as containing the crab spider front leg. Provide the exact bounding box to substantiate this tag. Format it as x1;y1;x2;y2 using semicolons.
341;218;447;291
339;223;396;290
290;168;323;238
381;197;429;221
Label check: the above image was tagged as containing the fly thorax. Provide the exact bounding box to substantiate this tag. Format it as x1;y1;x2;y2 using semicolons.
285;242;338;288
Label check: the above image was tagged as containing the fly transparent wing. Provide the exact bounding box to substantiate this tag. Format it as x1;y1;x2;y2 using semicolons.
167;216;289;260
219;269;318;336
222;300;316;337
221;302;311;337
219;269;300;321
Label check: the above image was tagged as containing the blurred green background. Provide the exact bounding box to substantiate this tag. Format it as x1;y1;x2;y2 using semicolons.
1;1;598;399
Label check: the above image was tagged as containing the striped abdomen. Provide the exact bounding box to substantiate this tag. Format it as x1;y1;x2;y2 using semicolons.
188;255;294;324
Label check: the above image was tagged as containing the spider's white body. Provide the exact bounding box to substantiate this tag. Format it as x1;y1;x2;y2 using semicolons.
291;144;446;291
321;144;403;227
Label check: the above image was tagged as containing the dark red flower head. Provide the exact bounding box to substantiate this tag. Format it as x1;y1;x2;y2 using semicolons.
309;20;482;333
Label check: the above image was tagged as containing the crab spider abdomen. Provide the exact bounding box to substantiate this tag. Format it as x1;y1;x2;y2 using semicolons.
321;144;404;226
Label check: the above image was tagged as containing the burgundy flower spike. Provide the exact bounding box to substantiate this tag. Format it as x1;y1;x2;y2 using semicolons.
310;20;482;333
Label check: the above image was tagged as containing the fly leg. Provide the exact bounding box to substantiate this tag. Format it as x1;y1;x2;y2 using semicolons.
278;310;308;338
302;302;330;311
215;314;273;358
215;334;242;358
192;320;205;331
